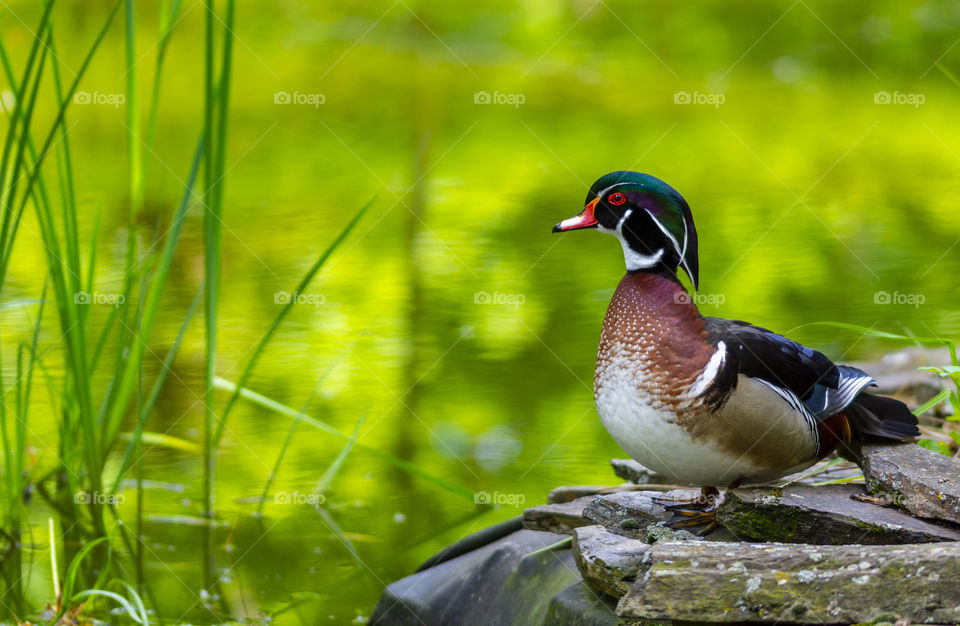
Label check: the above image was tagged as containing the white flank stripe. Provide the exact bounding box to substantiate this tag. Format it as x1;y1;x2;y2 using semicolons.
686;341;726;397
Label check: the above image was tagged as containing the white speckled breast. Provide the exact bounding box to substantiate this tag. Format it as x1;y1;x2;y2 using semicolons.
593;273;818;487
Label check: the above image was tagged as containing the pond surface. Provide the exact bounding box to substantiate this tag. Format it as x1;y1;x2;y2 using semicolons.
2;0;959;622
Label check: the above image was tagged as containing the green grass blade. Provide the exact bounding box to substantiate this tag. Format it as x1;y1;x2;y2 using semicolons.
315;412;366;496
0;28;52;287
101;138;204;454
142;0;184;182
113;580;150;625
0;0;54;230
109;284;202;494
72;589;145;624
125;0;143;218
214;196;375;443
522;536;572;558
913;389;952;416
12;0;123;238
215;377;474;501
936;61;960;89
795;322;958;364
59;537;109;618
256;336;359;514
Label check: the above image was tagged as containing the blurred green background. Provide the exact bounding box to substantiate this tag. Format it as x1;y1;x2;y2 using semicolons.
2;0;960;622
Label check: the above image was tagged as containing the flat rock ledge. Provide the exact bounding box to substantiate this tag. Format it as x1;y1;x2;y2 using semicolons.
862;442;960;525
718;483;960;544
522;496;596;534
617;540;960;624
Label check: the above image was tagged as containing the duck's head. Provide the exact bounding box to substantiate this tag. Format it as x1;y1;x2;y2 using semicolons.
552;171;699;288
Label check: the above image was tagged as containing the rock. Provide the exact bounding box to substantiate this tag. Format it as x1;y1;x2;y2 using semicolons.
572;525;651;597
523;497;595;534
862;443;960;525
609;459;679;485
547;485;608;504
543;580;622;625
717;484;960;544
582;491;679;538
617;540;960;624
369;529;580;625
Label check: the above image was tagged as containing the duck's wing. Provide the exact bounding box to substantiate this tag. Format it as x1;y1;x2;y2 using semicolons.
703;317;873;421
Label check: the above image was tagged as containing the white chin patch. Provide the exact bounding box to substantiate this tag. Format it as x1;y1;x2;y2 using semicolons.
598;209;666;271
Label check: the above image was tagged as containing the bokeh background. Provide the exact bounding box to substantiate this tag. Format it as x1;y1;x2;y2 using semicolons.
2;0;960;622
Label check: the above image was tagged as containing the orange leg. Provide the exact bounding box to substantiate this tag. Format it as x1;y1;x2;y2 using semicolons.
653;486;723;536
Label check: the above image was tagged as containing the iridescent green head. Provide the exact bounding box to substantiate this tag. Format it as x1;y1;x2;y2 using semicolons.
553;171;699;288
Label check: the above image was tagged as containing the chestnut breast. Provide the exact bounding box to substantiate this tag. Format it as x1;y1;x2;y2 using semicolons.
595;272;716;416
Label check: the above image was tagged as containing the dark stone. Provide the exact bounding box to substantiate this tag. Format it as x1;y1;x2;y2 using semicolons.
542;580;622;625
862;443;960;525
618;540;960;623
369;529;579;625
523;497;595;534
717;484;960;544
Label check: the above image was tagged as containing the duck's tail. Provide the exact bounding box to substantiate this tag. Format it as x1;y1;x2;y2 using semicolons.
845;392;920;442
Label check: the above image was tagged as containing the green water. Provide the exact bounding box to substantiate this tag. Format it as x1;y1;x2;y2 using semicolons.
2;0;960;622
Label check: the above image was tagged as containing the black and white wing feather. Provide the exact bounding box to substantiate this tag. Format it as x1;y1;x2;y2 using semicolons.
703;318;873;421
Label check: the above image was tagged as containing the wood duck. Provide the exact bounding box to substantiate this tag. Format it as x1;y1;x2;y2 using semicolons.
553;171;919;524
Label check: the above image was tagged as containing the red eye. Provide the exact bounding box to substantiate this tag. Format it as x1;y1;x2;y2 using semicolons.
609;192;626;206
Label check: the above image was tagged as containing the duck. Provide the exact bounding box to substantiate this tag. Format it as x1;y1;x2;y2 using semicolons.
553;171;919;527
